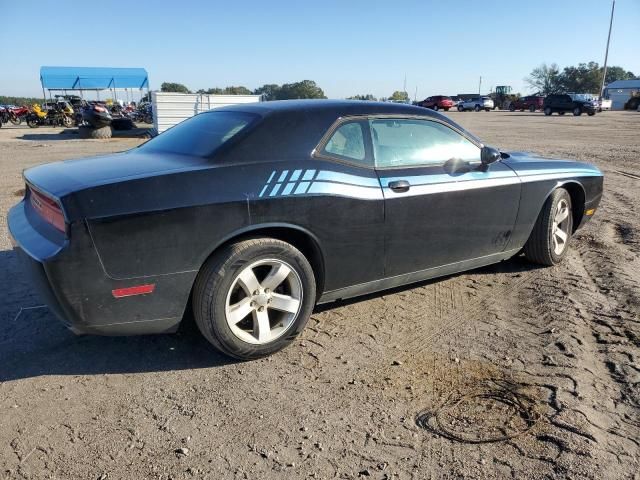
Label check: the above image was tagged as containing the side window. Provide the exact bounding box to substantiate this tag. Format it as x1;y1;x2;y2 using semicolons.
370;118;480;168
322;121;368;165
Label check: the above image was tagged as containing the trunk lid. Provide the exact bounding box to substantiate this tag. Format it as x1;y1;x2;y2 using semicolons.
24;150;208;198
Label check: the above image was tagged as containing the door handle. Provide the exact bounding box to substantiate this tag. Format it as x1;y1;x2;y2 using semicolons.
388;180;410;193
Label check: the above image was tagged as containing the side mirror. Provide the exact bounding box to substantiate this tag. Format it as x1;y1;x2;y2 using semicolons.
480;146;501;166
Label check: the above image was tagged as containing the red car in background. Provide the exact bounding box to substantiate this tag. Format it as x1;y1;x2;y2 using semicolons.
509;96;544;112
417;95;454;111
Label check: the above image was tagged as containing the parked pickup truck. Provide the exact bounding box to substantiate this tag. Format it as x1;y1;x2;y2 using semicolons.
598;98;612;112
458;97;494;112
509;95;544;112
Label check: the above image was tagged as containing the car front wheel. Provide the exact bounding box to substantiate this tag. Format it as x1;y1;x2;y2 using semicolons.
544;107;552;116
193;238;316;360
573;107;582;116
474;105;481;112
458;105;464;112
523;188;573;266
433;105;439;111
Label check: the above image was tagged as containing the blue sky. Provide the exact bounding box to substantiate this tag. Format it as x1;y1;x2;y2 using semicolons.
0;0;637;99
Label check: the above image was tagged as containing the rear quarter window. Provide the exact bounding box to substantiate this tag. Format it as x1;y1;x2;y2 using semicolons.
139;111;259;157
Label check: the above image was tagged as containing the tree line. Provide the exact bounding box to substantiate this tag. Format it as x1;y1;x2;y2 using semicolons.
526;61;635;96
160;80;327;100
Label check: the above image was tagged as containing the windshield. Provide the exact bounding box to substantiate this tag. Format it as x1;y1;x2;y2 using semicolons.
139;111;259;157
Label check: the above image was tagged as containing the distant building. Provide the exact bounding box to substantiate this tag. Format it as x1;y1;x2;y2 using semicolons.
603;79;640;110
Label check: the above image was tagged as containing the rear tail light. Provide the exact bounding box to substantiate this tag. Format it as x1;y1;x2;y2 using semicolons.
28;187;66;233
94;105;106;112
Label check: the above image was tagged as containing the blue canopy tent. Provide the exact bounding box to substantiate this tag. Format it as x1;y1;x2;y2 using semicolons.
39;66;150;102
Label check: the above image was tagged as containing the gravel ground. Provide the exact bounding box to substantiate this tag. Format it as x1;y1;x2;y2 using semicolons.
1;111;639;480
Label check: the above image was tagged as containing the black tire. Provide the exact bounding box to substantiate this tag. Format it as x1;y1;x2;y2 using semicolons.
9;117;22;125
111;117;135;130
573;107;582;116
62;115;73;128
544;107;552;116
444;107;449;112
474;105;481;112
457;105;464;112
529;104;536;112
509;104;516;112
193;238;316;360
485;108;491;112
523;188;573;266
587;111;595;116
78;125;112;139
433;105;439;111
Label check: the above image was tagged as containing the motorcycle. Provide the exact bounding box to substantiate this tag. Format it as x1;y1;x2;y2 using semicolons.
0;106;8;126
7;106;29;125
26;103;74;128
82;103;113;128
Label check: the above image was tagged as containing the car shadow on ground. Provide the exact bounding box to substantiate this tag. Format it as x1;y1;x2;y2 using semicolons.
314;253;541;313
18;132;81;141
1;248;541;382
0;249;234;382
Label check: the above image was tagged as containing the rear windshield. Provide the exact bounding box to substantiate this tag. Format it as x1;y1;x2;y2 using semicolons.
139;111;259;157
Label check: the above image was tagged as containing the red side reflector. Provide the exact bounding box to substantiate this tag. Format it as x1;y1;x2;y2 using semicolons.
112;284;155;298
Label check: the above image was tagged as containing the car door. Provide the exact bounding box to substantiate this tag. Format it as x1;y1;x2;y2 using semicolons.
370;116;521;277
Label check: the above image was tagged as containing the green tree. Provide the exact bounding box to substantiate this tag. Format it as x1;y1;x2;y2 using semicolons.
0;95;43;106
389;90;409;102
559;62;602;93
347;94;377;101
525;63;562;95
253;84;281;101
276;80;326;100
197;86;252;95
160;82;191;94
604;65;636;84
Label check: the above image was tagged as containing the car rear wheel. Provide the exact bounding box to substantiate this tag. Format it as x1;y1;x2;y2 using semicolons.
573;107;582;116
432;105;438;111
544;107;552;116
523;188;573;266
529;105;536;112
193;238;316;360
474;105;481;112
457;105;464;112
444;107;449;112
509;104;516;112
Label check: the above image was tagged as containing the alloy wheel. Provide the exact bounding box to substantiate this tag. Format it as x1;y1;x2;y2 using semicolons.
225;259;303;345
551;199;570;255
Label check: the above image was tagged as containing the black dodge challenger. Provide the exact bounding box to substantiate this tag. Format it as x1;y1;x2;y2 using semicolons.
8;100;603;359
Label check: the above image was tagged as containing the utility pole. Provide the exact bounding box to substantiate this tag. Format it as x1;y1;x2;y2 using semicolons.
600;0;615;99
478;76;482;96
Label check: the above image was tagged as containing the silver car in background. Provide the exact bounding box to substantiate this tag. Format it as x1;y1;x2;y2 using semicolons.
458;96;495;112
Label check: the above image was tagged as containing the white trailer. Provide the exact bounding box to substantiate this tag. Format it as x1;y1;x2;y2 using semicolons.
152;92;262;133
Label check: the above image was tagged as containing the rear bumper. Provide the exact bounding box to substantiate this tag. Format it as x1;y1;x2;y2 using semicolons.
8;201;191;336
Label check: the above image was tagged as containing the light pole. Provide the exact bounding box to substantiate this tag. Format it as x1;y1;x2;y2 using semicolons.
478;76;482;96
600;0;615;99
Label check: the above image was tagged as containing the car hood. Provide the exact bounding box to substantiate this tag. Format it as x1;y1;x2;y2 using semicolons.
24;150;209;198
502;151;602;176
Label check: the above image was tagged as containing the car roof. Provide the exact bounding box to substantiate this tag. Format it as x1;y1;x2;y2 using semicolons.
215;99;440;118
